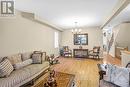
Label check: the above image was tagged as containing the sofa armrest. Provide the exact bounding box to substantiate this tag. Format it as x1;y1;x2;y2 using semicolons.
125;62;130;85
97;64;106;80
129;72;130;85
88;50;93;53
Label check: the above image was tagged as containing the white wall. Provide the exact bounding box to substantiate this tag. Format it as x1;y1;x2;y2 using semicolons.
115;23;130;50
61;28;103;57
0;11;61;57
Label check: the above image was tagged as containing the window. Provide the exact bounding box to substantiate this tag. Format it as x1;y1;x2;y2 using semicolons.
54;32;59;48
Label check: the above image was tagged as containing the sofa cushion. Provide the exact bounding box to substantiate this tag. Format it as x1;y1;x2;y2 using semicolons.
21;52;32;61
23;61;49;76
7;54;22;65
0;61;49;87
0;59;14;77
100;80;120;87
32;53;42;64
13;59;32;70
0;67;30;87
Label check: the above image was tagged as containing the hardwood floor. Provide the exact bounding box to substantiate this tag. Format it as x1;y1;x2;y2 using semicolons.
52;54;121;87
102;54;121;66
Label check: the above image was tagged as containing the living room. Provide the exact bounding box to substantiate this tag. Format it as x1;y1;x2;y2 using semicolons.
0;0;130;87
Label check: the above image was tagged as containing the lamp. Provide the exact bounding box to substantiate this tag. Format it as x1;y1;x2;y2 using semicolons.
71;22;82;34
72;22;83;49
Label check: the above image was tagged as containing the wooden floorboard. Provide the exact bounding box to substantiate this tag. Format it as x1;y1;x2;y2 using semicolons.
52;54;121;87
102;54;121;66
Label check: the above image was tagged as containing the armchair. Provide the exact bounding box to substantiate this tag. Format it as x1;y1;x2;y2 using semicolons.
88;46;100;59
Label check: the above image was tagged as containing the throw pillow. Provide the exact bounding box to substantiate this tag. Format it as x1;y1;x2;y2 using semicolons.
21;52;32;61
13;59;32;69
33;51;46;61
7;54;22;65
0;59;14;77
113;66;130;87
32;53;42;64
93;48;98;53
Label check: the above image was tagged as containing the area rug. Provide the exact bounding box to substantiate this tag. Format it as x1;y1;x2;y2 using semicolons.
33;72;75;87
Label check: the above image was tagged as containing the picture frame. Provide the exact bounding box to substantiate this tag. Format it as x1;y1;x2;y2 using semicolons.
74;33;88;45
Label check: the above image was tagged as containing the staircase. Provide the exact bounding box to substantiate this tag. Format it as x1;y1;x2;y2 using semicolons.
107;25;121;54
107;33;114;53
106;23;130;57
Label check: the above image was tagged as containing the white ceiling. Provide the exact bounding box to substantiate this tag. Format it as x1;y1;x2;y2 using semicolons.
15;0;118;29
106;4;130;28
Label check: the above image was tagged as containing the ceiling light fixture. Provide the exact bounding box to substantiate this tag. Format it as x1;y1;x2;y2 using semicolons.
71;22;82;34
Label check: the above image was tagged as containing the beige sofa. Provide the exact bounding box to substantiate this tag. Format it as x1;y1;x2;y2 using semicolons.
0;52;50;87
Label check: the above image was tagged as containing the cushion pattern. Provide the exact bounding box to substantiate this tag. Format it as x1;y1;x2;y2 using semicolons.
0;59;14;77
93;49;98;53
32;53;42;64
104;64;130;87
33;51;46;61
7;54;22;65
21;52;32;61
13;59;32;69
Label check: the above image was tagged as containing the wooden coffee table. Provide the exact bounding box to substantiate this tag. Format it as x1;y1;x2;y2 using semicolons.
33;72;75;87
